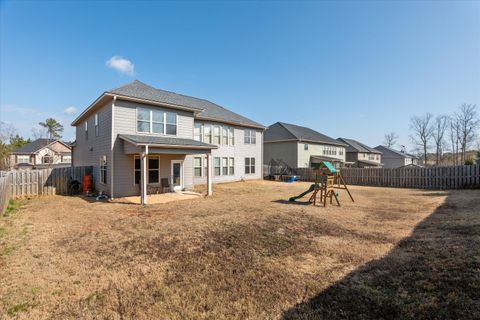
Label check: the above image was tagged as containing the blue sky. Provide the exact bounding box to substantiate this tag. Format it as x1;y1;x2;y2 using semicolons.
1;1;479;149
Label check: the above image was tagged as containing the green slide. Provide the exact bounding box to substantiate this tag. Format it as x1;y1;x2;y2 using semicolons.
289;183;319;202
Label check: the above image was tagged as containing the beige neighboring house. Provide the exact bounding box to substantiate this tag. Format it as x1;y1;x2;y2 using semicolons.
337;138;383;168
9;139;72;169
264;122;347;168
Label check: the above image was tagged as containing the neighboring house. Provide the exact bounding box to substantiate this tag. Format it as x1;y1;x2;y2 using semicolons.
71;80;265;201
263;122;347;168
9;139;72;169
337;138;382;168
374;145;419;168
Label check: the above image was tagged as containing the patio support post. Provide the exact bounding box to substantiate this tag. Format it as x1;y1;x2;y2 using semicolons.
206;152;212;196
140;145;149;205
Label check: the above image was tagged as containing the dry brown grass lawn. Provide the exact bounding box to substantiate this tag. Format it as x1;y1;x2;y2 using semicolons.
0;180;478;319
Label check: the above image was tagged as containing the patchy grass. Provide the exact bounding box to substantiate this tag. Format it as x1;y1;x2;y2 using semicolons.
0;181;478;319
4;199;26;217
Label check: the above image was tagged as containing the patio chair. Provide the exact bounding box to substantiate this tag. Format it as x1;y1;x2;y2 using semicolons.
161;178;170;193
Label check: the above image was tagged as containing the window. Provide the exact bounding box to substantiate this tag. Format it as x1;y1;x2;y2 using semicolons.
304;143;308;150
137;108;151;133
62;155;71;163
85;121;88;140
152;110;164;134
166;112;177;135
100;155;107;184
194;123;203;141
244;129;256;144
42;155;53;164
229;127;234;145
339;148;344;156
148;157;160;183
229;157;234;175
204;156;208;177
94;113;99;137
134;157;141;184
204;125;212;143
213;126;221;144
323;145;337;156
194;157;202;177
245;157;255;174
134;156;160;184
17;155;29;163
136;108;176;135
214;157;221;176
222;157;228;175
222;127;228;145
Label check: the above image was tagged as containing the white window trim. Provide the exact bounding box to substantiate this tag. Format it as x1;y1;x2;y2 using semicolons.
245;157;256;175
194;157;203;177
133;155;161;185
100;155;107;184
136;107;178;136
94;114;99;137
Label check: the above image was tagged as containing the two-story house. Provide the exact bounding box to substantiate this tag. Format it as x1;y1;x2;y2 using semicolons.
336;138;382;168
9;139;72;169
71;80;264;203
374;145;420;168
263;122;347;168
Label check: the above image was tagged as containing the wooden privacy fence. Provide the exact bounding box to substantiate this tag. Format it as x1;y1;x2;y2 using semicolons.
0;166;93;215
340;165;480;189
264;164;480;189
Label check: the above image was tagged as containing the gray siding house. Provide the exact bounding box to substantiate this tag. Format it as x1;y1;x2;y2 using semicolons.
264;122;347;168
71;80;264;202
374;145;419;168
337;138;382;168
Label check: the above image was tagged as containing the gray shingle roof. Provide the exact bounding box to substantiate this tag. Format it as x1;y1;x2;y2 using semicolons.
119;134;217;149
11;139;70;154
109;81;265;129
265;122;346;146
374;145;418;159
337;138;382;154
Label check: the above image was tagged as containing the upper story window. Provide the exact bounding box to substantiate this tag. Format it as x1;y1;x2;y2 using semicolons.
304;143;308;151
17;155;30;163
244;129;256;144
339;148;344;156
323;145;336;155
85;121;88;140
137;107;177;135
94;114;99;137
194;123;203;142
193;123;235;146
213;126;221;144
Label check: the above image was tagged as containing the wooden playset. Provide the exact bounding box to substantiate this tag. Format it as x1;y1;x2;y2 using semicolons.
288;161;354;207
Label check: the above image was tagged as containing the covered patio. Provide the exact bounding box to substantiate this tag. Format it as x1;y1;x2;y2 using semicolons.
118;134;217;205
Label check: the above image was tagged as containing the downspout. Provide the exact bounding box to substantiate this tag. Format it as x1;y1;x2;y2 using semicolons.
110;96;116;199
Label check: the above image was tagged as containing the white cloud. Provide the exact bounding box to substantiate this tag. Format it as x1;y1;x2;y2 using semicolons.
64;106;77;115
106;56;135;76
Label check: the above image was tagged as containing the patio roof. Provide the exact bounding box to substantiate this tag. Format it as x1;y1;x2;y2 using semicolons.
119;134;218;150
357;159;384;167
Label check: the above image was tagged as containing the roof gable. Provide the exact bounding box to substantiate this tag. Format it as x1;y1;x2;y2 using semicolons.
265;122;346;147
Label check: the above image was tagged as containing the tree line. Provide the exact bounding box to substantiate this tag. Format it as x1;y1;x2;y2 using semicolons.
383;104;479;166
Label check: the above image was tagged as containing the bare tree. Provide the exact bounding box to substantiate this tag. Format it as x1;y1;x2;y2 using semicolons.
455;104;479;163
383;132;398;148
431;115;448;166
32;127;48;139
448;117;460;165
409;113;434;166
